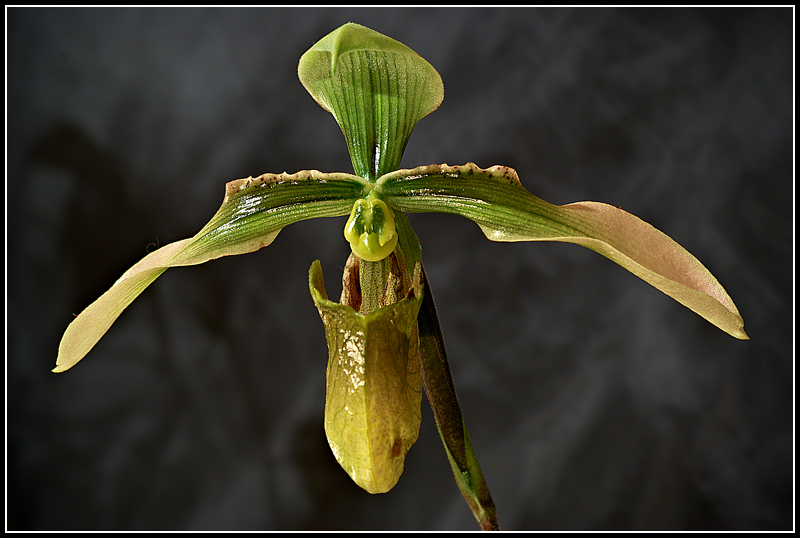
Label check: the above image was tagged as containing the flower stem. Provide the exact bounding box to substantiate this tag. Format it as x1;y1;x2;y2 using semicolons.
417;267;499;531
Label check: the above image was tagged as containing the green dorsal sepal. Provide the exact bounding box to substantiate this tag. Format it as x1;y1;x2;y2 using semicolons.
344;190;398;262
298;22;444;180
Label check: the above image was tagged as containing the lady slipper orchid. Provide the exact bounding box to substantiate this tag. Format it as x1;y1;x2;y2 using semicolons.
54;23;747;530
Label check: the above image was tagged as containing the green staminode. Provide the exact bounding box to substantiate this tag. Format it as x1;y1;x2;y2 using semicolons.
344;190;398;262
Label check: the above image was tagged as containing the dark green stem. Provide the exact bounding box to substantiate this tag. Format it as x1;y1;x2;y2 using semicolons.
417;267;499;531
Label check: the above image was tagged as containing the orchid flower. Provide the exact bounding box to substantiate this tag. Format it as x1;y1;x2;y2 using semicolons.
54;23;747;531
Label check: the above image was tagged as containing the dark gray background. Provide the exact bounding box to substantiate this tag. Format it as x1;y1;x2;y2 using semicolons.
7;7;793;531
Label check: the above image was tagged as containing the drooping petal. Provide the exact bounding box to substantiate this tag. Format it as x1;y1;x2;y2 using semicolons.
298;23;444;180
54;170;366;373
377;163;748;340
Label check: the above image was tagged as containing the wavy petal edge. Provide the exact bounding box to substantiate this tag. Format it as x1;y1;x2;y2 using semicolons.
54;171;366;372
378;162;748;340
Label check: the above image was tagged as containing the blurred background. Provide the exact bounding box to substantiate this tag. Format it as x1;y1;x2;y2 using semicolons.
7;7;793;530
